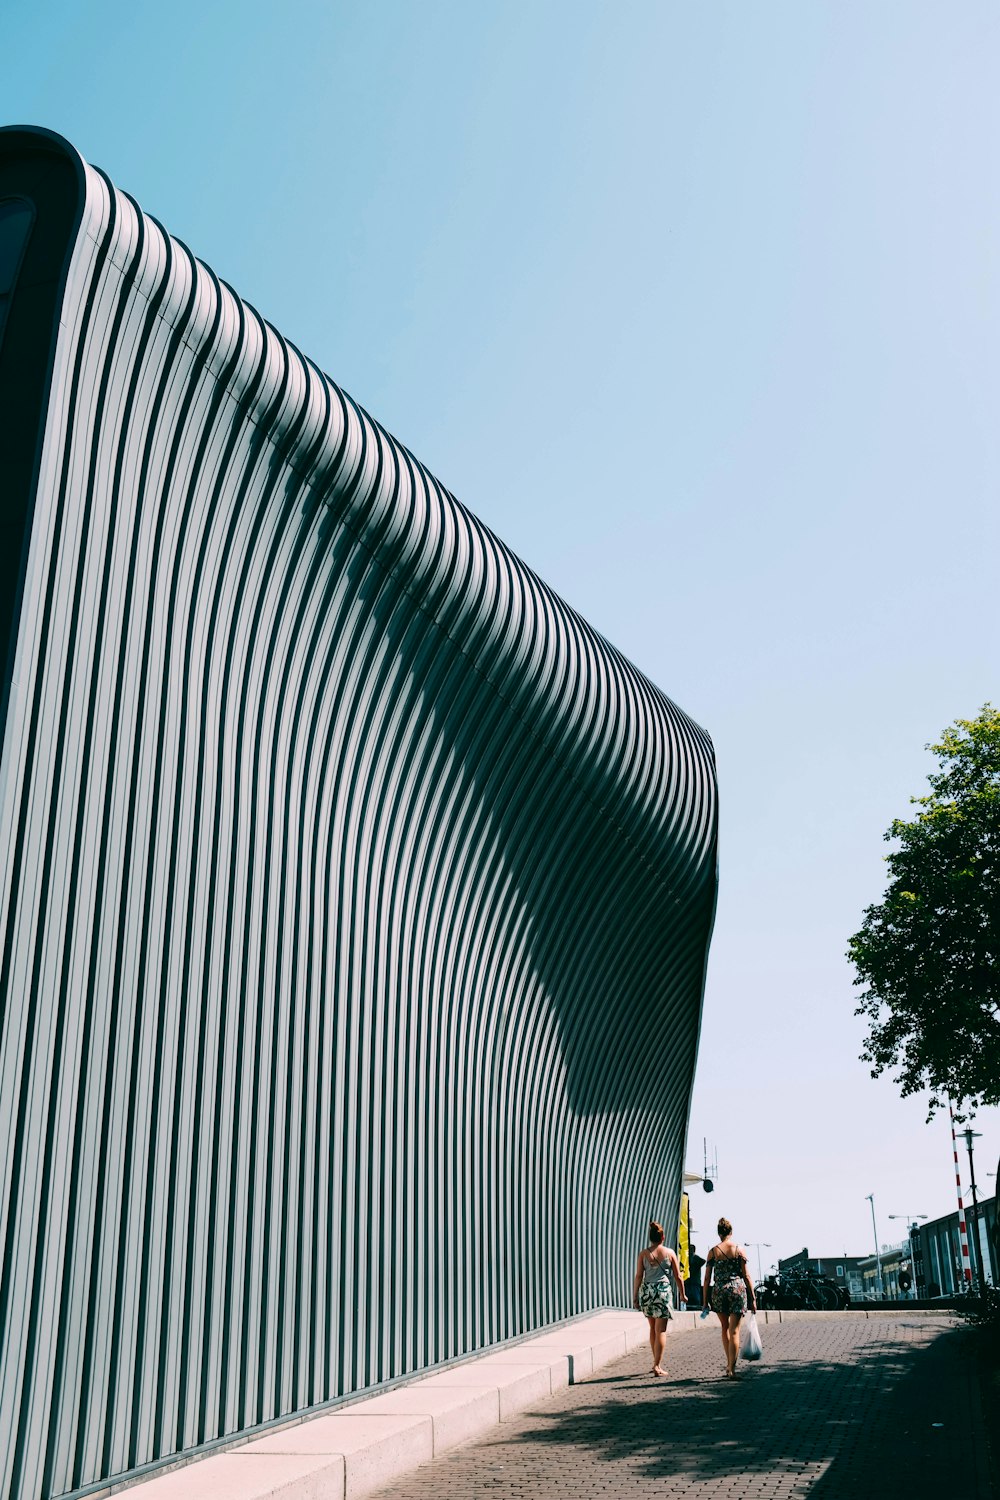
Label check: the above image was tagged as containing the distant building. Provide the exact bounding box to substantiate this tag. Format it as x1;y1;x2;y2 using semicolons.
912;1195;997;1296
856;1241;911;1298
777;1199;999;1302
849;1196;998;1300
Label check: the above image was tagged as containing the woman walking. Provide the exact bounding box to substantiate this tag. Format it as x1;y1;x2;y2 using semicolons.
632;1220;687;1376
703;1216;756;1377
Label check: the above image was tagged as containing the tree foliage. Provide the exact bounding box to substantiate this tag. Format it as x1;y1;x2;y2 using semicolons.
848;706;1000;1119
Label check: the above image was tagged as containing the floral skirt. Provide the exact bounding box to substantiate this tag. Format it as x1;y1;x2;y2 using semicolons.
712;1276;747;1318
638;1280;673;1319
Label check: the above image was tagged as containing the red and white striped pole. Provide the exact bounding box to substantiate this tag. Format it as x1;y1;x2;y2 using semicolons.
949;1104;973;1285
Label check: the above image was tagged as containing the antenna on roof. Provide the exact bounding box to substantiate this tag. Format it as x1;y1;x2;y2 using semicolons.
702;1138;718;1193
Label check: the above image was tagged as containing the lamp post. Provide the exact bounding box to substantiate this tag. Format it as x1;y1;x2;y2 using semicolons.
865;1194;884;1299
888;1214;927;1298
962;1127;983;1291
745;1242;771;1286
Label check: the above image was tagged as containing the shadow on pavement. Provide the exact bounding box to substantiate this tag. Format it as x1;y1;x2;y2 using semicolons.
488;1324;990;1498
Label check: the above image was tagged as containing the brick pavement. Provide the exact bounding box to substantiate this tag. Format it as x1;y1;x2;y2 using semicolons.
369;1314;994;1499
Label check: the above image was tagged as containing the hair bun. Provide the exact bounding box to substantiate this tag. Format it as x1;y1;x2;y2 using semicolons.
647;1219;665;1245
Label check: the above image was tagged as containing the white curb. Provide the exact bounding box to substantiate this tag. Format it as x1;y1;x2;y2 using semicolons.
115;1307;707;1500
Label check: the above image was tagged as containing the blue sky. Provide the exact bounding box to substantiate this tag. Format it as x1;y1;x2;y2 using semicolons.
3;0;998;1268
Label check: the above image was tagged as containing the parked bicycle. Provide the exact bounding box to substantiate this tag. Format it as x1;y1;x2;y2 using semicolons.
754;1268;848;1311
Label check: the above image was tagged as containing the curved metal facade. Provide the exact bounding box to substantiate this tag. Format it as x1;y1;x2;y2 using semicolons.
0;128;717;1500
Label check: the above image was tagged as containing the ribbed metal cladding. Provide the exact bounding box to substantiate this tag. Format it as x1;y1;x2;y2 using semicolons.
0;127;718;1500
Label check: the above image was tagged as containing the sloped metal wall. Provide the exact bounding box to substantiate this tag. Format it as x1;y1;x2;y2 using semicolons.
0;128;717;1500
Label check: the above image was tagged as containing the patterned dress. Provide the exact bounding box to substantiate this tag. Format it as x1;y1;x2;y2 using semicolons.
638;1251;674;1319
710;1250;748;1317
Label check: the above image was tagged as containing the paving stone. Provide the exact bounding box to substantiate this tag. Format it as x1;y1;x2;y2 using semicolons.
366;1314;994;1500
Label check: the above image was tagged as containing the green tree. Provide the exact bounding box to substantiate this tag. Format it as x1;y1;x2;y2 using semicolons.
848;706;1000;1120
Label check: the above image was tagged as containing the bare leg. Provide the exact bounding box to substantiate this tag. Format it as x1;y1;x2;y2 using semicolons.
716;1312;728;1373
727;1313;742;1375
654;1319;668;1373
647;1315;657;1370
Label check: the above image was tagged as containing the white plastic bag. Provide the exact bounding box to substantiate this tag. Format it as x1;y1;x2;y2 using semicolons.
740;1311;762;1361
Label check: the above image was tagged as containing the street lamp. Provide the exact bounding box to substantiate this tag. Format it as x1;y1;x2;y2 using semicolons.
962;1127;983;1291
865;1194;884;1299
889;1214;927;1298
745;1242;772;1285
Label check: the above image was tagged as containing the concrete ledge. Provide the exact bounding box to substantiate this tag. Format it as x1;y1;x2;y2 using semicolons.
131;1309;886;1500
121;1452;347;1499
122;1307;697;1500
243;1411;433;1499
416;1359;556;1419
358;1384;499;1455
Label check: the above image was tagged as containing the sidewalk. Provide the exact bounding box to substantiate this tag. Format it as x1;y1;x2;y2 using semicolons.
367;1312;993;1500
